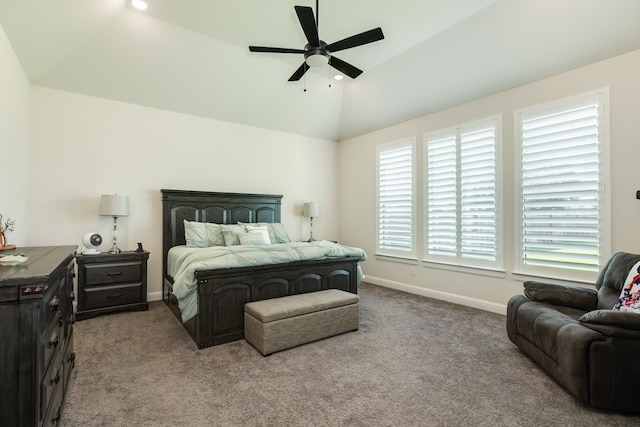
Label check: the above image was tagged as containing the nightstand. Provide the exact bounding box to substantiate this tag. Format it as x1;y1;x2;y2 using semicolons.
75;250;149;320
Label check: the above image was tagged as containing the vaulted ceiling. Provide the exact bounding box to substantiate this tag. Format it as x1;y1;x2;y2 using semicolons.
2;0;640;141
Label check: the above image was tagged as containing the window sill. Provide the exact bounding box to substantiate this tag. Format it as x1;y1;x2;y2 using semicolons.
374;253;418;265
421;260;506;279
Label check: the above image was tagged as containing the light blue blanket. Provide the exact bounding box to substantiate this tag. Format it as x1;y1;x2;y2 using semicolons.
169;241;367;322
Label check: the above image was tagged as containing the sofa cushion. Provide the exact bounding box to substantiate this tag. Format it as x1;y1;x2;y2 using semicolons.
524;281;597;311
514;300;586;361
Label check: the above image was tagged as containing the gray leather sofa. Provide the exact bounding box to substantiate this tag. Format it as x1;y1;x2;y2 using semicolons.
507;252;640;412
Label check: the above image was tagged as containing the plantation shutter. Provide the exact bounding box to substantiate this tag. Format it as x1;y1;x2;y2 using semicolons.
520;102;600;272
427;135;457;257
426;119;499;267
460;126;497;261
378;141;414;254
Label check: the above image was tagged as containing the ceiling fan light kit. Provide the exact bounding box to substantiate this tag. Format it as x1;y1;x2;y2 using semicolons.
249;0;384;82
305;49;330;68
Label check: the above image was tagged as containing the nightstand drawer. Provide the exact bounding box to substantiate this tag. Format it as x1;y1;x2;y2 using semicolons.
84;262;142;285
84;282;142;309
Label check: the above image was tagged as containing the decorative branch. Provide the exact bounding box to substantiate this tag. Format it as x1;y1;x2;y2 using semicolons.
0;214;16;245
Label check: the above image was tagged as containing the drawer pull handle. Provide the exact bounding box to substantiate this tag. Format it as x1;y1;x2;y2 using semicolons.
107;272;122;277
50;367;60;385
50;296;60;311
107;294;122;300
48;333;59;348
52;407;61;423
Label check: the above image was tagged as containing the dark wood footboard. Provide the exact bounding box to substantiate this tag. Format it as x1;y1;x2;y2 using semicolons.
164;256;360;348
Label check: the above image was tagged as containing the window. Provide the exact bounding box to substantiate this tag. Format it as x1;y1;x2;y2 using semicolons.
376;138;416;258
517;90;610;279
424;117;501;269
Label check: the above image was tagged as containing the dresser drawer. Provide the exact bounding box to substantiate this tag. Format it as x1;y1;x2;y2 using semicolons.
41;319;62;373
84;261;142;285
41;347;64;425
40;278;62;328
84;282;142;309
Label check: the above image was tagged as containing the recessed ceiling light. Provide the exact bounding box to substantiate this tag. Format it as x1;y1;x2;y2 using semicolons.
333;74;344;81
131;0;148;10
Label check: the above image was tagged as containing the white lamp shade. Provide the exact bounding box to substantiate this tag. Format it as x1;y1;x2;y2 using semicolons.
303;202;320;218
99;194;130;217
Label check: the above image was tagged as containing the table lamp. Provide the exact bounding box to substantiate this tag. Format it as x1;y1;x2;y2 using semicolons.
303;201;320;242
99;194;129;254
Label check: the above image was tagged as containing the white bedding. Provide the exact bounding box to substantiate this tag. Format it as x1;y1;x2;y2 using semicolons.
168;240;367;322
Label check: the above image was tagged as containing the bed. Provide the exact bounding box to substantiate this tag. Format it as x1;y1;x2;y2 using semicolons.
161;189;365;349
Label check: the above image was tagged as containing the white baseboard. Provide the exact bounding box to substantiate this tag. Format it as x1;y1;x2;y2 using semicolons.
147;291;163;302
364;276;507;315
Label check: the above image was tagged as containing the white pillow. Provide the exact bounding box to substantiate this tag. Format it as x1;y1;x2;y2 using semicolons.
184;220;224;247
239;232;268;245
238;222;290;243
245;225;271;244
613;260;640;313
268;223;291;243
220;224;246;246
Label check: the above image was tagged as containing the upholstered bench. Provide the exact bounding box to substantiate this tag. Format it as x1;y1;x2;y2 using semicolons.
244;289;360;356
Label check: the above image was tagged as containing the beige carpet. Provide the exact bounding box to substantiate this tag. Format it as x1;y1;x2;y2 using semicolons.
60;282;640;426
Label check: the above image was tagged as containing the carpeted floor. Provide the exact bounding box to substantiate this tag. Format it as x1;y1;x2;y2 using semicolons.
60;282;640;426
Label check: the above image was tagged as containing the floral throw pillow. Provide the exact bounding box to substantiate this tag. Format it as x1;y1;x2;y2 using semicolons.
613;261;640;313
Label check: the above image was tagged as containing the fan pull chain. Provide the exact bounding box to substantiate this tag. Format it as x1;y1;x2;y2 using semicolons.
303;64;307;92
328;66;332;88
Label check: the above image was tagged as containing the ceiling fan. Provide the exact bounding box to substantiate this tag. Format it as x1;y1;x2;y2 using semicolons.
249;0;384;81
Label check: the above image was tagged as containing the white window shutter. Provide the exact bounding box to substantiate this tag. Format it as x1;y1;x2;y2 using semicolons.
378;140;414;254
520;102;600;272
427;135;457;257
425;118;499;268
460;126;497;261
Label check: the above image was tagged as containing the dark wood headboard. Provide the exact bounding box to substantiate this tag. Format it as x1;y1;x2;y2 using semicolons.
161;189;283;276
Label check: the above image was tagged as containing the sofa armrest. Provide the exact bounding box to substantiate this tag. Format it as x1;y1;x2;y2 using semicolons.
523;281;598;311
580;309;640;338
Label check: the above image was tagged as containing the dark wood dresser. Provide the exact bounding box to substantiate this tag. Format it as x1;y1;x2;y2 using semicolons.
75;250;149;320
0;245;76;427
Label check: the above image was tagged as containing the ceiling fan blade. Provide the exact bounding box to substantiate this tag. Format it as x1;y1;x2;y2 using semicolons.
249;46;305;54
288;63;309;81
326;27;384;53
295;6;320;47
329;56;363;79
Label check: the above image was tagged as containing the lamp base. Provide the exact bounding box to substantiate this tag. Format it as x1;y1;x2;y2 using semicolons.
108;244;121;254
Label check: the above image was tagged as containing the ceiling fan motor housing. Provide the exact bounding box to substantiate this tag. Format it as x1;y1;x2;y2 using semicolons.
304;41;330;67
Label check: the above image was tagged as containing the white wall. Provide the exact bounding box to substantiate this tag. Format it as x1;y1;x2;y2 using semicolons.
339;49;640;313
26;87;339;299
0;25;30;247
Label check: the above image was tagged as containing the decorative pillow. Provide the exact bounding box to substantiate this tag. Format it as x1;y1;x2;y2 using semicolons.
239;232;268;246
238;222;291;244
245;225;271;244
613;261;640;313
268;223;291;243
184;220;207;247
183;220;225;248
221;224;247;246
206;223;225;246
